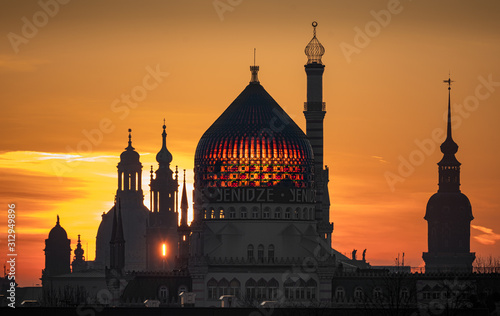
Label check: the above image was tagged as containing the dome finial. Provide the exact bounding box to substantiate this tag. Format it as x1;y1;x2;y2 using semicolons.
305;21;325;64
56;214;60;225
126;128;134;150
250;48;260;84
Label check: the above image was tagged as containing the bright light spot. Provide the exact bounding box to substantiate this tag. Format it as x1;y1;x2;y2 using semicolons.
162;243;167;257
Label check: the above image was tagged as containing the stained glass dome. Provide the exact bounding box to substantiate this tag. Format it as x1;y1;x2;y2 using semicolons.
195;78;314;189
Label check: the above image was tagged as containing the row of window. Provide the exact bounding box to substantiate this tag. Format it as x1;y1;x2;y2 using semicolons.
203;207;315;220
207;277;317;301
247;244;274;262
334;286;410;301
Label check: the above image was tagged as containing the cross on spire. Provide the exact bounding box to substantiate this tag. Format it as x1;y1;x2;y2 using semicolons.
443;77;454;90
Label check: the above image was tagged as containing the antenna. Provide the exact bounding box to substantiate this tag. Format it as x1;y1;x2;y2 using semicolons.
253;48;256;67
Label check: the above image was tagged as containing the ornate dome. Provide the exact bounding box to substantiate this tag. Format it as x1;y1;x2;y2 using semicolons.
48;215;68;240
120;129;140;163
425;192;473;221
195;76;314;189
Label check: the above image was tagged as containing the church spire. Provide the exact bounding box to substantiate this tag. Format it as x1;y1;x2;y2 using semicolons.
180;169;188;227
438;77;461;193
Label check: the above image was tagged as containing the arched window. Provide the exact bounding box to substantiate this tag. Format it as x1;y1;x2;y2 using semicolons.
257;244;264;263
210;209;215;219
247;244;254;261
257;278;267;299
229;278;241;297
218;278;229;298
294;208;300;219
263;207;270;219
240;207;247;219
268;278;279;300
303;207;309;220
373;287;382;300
335;286;345;301
252;207;259;219
354;287;364;300
245;278;256;300
274;207;282;219
268;244;275;263
285;208;291;219
284;278;296;299
203;209;208;219
306;278;317;300
207;278;217;300
229;207;236;219
159;285;169;303
219;208;225;219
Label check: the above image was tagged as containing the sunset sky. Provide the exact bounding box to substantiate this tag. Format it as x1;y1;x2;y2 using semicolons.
1;0;500;287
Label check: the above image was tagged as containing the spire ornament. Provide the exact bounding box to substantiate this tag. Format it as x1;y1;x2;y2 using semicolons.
126;128;134;150
156;121;173;165
440;77;458;157
250;48;259;84
305;21;325;64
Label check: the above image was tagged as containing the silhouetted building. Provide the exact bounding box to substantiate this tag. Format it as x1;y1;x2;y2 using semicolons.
176;170;191;270
37;22;499;311
110;200;125;271
187;22;355;306
42;216;71;278
304;22;333;243
146;123;179;271
95;130;150;271
71;234;87;273
423;79;476;273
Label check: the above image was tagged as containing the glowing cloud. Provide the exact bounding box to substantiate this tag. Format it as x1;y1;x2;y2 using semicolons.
472;225;500;245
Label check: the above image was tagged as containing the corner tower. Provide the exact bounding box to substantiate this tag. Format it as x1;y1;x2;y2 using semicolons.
423;78;475;273
303;22;333;244
43;216;71;278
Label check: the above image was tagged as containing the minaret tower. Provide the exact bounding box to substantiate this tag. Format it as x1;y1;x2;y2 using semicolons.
177;169;191;269
423;78;475;273
303;21;333;243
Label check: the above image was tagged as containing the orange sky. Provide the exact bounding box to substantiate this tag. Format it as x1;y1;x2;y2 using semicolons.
1;0;500;286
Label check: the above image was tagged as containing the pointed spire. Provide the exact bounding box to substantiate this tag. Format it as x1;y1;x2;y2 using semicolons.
305;21;325;64
437;77;461;193
180;169;188;227
250;48;260;84
56;215;60;225
440;77;459;157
